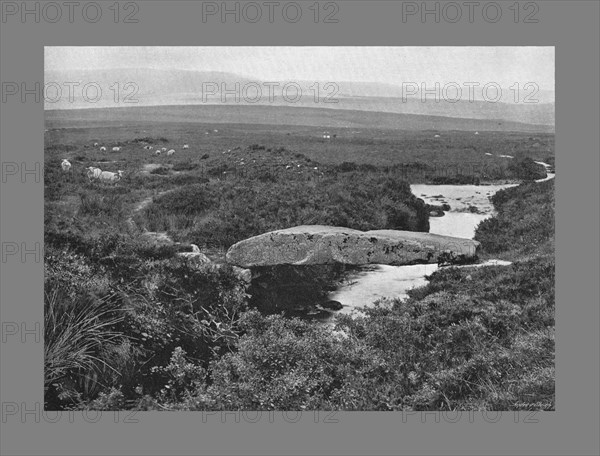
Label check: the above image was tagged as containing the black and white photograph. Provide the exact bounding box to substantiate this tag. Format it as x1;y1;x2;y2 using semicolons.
44;46;555;412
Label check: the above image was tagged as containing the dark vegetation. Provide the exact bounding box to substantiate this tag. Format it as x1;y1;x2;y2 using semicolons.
475;179;555;257
430;175;481;185
44;120;554;411
508;156;548;181
247;265;350;318
142;170;429;248
149;166;170;175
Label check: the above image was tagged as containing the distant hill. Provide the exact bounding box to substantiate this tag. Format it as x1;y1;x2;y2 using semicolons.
45;104;554;133
45;68;554;127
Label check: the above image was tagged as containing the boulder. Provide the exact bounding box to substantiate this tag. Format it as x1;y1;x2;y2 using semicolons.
321;300;343;311
226;225;480;268
232;266;252;283
176;244;212;265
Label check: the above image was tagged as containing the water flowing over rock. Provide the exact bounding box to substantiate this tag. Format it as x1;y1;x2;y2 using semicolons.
226;225;480;268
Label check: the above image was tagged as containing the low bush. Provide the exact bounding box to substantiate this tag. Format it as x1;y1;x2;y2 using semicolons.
149;166;170;175
475;179;554;255
141;172;429;248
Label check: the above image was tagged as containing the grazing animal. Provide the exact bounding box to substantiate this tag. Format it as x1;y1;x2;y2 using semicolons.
98;170;124;183
434;134;440;138
94;142;99;146
61;159;72;172
100;146;107;151
85;166;102;181
162;147;167;152
155;150;162;156
112;146;121;152
167;149;175;156
144;145;153;150
182;144;189;149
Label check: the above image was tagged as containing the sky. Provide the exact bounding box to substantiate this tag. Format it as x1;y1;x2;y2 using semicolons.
45;46;555;91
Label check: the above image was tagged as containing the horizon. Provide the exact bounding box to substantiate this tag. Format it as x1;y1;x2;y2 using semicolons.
45;66;556;98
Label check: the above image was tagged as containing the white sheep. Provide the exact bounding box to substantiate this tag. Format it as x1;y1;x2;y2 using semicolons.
98;170;124;183
161;147;167;152
182;144;189;149
93;142;99;146
155;150;162;156
112;146;121;152
144;145;153;150
85;166;102;181
167;149;175;156
100;146;107;151
61;159;72;172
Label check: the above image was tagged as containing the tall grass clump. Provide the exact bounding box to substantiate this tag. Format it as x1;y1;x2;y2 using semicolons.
44;287;125;403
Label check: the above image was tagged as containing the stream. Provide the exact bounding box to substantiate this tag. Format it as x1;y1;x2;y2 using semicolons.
325;161;555;319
